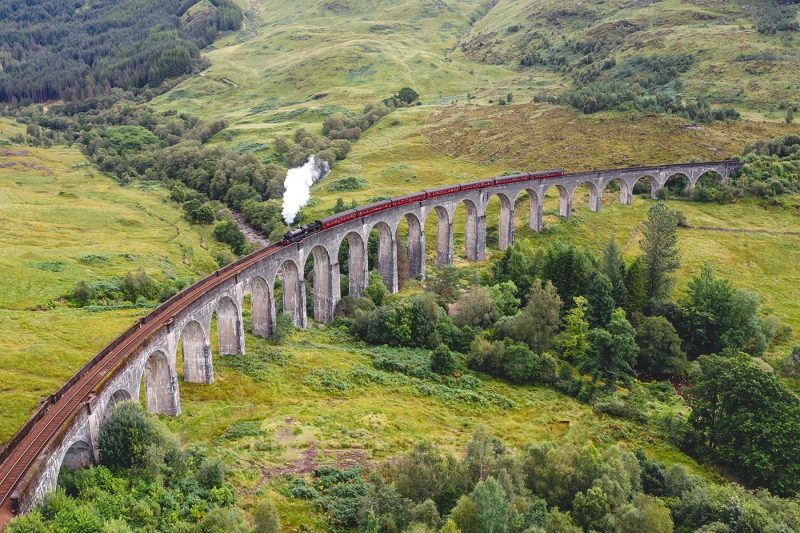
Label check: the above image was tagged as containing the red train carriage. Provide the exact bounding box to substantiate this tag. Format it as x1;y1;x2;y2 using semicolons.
460;178;497;191
391;192;427;207
495;169;564;185
319;208;359;230
356;199;392;217
425;184;460;199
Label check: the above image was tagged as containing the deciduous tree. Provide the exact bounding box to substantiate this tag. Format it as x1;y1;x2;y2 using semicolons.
512;279;563;353
581;308;638;388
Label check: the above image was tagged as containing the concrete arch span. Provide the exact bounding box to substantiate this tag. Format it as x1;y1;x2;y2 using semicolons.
60;439;93;472
398;212;425;281
544;184;571;218
275;259;306;327
249;275;275;338
108;388;132;407
213;295;243;355
576;180;601;213
459;198;485;261
692;169;724;188
493;193;515;250
180;319;213;384
143;350;180;417
340;231;368;298
370;221;398;293
601;178;632;206
632;174;659;199
425;205;453;267
516;188;543;232
306;245;339;323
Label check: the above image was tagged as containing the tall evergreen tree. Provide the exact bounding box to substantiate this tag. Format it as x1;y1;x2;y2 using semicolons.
624;257;648;317
640;202;680;301
471;477;509;533
586;272;615;328
513;279;563;353
602;237;628;308
558;296;590;363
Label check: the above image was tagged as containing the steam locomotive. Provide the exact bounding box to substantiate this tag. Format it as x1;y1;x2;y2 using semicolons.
282;169;565;244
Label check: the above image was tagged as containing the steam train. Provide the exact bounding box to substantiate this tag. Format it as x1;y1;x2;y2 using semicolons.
282;169;565;244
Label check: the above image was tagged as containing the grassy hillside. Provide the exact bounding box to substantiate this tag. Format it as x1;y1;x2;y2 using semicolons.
461;0;800;119
0;118;222;443
168;320;713;529
2;1;800;527
153;0;800;225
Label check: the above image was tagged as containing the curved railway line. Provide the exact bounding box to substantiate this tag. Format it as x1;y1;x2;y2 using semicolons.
0;241;285;524
0;159;741;527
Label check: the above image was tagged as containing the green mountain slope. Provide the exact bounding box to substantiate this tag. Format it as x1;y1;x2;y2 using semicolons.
461;0;800;117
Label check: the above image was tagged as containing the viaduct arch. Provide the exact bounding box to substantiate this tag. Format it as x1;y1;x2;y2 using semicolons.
0;160;741;525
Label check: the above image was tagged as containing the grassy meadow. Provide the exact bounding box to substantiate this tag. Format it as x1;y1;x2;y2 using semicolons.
0;118;223;443
2;0;800;526
168;321;710;529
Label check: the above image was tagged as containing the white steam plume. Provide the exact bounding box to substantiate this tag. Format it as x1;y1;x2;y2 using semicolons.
281;155;330;224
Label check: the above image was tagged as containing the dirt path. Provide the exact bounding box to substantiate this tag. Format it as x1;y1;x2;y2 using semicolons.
230;209;269;248
623;221;646;253
684;225;800;236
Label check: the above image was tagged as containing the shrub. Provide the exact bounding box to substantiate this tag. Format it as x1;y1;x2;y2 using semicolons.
502;342;542;384
453;286;499;328
430;344;456;375
98;402;163;470
358;293;441;348
272;313;295;344
327;176;367;192
197;459;226;489
253;499;281;533
364;271;389;306
213;220;247;255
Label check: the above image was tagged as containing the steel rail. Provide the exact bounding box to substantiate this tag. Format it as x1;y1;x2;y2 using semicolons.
0;159;740;526
0;241;285;519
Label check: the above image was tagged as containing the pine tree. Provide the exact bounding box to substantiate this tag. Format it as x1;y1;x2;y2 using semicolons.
602;237;628;308
582;308;638;388
640;202;680;302
624;257;648;317
586;272;615;328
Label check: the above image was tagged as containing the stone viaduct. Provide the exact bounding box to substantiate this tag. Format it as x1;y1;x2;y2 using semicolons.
0;159;740;525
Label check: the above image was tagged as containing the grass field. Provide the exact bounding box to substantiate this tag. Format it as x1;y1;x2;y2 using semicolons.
3;1;800;525
0;119;224;443
167;322;712;529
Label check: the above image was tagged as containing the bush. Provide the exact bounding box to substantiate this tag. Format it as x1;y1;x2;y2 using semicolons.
272;313;295;344
364;271;389;306
430;344;456;375
213;220;247;255
327;176;367;192
502;342;542;384
356;293;441;348
253;499;281;533
197;459;226;489
453;286;499;328
98;402;163;470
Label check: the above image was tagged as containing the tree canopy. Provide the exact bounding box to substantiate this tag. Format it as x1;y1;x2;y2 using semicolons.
0;0;242;103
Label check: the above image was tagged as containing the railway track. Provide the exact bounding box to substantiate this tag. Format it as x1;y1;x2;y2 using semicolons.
0;241;285;526
0;160;740;528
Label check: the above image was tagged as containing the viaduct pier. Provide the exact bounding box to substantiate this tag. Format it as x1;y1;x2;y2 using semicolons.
0;159;740;527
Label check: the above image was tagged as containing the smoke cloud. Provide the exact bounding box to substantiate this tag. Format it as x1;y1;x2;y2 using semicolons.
281;155;330;224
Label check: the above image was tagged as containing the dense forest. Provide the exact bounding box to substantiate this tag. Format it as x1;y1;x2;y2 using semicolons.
0;0;242;103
